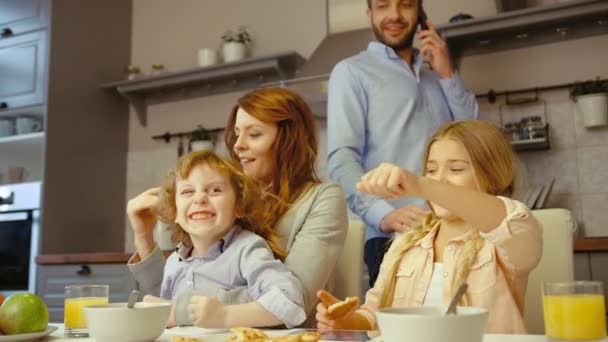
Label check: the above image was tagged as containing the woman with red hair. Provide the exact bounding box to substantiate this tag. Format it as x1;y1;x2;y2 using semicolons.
127;88;348;327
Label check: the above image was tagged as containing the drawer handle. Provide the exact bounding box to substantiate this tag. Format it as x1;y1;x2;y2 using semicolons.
1;28;13;37
0;102;7;109
76;265;91;276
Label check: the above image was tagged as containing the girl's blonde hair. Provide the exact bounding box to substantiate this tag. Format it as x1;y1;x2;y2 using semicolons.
158;150;286;260
379;120;516;308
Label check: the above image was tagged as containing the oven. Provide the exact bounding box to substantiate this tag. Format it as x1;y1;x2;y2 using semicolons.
0;182;41;296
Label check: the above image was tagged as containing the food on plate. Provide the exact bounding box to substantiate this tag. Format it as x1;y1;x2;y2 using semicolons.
0;293;49;335
170;336;203;342
224;328;321;342
327;297;358;319
227;327;268;341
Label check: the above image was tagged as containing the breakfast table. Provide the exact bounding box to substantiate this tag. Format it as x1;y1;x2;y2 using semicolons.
28;323;608;342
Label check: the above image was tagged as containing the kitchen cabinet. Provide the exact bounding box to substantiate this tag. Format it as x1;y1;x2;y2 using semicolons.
36;263;136;323
37;0;131;254
0;30;47;110
0;0;48;37
574;251;608;319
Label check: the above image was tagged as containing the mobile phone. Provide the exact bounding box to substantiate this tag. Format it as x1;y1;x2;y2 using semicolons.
418;6;429;31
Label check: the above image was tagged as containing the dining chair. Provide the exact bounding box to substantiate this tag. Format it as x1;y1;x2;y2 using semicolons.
524;208;576;334
328;220;365;300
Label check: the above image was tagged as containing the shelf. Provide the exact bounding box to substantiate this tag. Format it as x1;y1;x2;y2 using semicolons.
0;104;45;119
101;51;305;126
437;0;608;57
0;132;45;156
512;136;550;152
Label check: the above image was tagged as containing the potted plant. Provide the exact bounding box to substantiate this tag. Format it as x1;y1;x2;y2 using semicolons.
570;78;608;128
221;26;251;63
189;125;215;152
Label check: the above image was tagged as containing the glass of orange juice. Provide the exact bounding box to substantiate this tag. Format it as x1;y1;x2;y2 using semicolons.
64;285;109;337
543;281;606;341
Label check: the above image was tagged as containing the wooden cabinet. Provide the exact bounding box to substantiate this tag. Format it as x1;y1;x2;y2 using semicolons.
0;0;48;36
36;263;136;323
0;30;47;110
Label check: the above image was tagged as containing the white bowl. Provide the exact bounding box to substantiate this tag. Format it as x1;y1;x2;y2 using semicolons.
375;306;489;342
83;302;171;342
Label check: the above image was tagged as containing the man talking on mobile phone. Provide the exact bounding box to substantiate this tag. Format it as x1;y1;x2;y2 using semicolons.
327;0;480;287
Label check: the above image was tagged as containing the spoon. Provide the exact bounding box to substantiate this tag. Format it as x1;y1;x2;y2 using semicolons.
444;283;468;315
127;289;140;309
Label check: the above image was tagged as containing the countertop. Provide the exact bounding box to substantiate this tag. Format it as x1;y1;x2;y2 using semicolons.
573;238;608;252
34;238;608;265
36;251;174;265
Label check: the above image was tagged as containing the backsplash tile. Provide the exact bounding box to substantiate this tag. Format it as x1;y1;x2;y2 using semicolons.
480;89;608;237
580;193;608;237
578;145;608;194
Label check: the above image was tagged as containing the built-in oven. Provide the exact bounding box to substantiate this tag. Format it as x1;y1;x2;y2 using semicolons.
0;182;41;296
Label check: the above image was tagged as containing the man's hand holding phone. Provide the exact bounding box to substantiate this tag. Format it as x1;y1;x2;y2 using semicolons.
417;20;454;79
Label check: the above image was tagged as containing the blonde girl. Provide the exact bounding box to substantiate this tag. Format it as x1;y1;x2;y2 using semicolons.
130;150;305;328
316;120;542;334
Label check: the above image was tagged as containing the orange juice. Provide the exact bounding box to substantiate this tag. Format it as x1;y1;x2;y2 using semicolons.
543;294;606;340
64;297;109;329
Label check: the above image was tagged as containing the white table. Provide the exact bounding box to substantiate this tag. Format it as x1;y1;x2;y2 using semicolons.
34;324;571;342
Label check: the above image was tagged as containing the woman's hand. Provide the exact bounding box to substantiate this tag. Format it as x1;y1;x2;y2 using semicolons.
356;163;422;199
315;290;360;331
127;187;162;257
143;295;176;328
187;296;227;328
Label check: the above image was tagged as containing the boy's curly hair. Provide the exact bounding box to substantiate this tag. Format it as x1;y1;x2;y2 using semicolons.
157;149;286;260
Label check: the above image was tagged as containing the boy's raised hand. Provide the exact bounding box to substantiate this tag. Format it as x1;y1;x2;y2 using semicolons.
316;290;359;331
127;187;162;257
357;163;421;199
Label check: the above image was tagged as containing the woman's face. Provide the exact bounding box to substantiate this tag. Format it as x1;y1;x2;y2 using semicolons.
424;138;481;219
232;107;278;184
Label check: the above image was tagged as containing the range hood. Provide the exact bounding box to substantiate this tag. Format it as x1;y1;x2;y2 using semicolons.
266;0;608;117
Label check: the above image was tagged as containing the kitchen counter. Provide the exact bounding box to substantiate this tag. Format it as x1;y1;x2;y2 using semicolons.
36;251;174;265
574;238;608;252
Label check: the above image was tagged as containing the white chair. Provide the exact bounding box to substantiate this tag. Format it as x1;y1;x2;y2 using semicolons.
328;220;365;300
524;209;576;334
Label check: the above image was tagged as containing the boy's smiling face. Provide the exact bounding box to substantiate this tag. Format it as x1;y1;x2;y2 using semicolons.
174;164;237;242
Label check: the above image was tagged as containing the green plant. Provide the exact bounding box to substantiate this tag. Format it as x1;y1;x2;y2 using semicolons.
570;77;608;98
190;125;212;141
221;26;251;44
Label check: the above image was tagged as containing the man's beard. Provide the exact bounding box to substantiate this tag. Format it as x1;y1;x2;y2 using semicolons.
371;19;416;51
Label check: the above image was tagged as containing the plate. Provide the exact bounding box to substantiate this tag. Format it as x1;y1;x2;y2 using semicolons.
164;328;308;342
0;326;58;341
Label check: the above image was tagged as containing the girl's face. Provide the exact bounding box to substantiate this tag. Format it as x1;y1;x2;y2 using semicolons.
174;164;237;241
232;107;278;184
424;138;481;219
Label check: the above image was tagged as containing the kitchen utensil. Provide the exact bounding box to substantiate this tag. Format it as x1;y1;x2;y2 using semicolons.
127;289;139;308
445;283;468;315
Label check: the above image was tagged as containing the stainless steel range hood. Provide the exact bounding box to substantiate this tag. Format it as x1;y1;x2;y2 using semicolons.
263;28;373;118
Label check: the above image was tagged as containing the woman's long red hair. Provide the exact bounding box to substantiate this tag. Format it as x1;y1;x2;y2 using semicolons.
224;88;321;228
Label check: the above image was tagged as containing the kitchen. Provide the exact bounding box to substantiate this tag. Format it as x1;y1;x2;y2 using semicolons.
1;0;608;340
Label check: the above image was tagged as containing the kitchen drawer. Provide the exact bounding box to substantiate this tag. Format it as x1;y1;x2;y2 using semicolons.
0;0;49;36
36;263;136;322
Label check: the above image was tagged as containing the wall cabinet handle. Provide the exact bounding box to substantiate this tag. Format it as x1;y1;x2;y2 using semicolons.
76;265;91;276
1;28;13;37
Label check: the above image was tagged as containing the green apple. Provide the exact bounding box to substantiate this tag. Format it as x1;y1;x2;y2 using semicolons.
0;293;49;335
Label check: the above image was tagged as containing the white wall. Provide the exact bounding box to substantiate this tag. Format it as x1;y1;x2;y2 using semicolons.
124;0;608;250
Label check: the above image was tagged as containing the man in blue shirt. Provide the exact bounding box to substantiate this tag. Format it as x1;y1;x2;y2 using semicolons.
327;0;479;286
